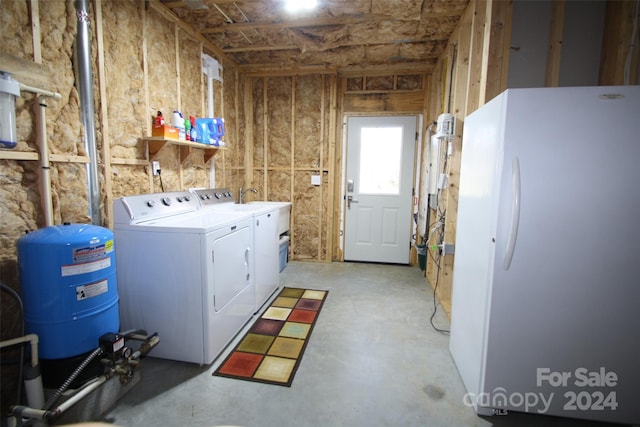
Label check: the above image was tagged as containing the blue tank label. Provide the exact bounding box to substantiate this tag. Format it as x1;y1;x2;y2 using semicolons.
62;257;111;277
72;239;114;263
76;279;109;301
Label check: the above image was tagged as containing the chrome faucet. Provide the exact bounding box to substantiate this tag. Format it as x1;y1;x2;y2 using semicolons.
238;186;258;204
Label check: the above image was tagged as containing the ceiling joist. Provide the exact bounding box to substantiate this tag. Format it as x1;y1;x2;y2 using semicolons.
158;0;469;72
200;12;463;34
223;44;299;53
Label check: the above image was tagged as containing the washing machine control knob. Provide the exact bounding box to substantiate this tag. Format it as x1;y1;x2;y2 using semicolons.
176;196;183;202
146;200;155;208
214;192;222;199
184;195;191;201
161;197;172;206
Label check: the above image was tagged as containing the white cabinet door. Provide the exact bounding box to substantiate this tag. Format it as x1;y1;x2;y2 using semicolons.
254;210;279;310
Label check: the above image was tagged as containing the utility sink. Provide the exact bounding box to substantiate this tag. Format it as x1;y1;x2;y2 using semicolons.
218;203;264;212
247;201;291;235
246;201;291;208
212;201;291;235
215;201;283;218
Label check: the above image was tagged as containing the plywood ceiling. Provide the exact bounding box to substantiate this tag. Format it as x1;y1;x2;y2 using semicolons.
160;0;470;73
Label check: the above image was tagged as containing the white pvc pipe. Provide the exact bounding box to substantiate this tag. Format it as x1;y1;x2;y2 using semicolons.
208;76;214;117
53;375;107;413
13;375;109;424
0;333;45;421
11;407;47;420
35;97;53;226
0;333;39;367
18;84;60;227
23;374;45;416
19;83;61;100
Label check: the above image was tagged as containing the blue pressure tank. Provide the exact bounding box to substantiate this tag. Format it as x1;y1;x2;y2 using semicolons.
17;223;119;360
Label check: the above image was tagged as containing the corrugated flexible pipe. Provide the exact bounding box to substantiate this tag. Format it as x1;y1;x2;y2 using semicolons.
74;0;102;225
43;347;103;411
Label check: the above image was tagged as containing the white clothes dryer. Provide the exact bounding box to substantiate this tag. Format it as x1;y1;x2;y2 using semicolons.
192;188;290;311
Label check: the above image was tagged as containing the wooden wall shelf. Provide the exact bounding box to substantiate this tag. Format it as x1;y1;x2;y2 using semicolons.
144;137;225;164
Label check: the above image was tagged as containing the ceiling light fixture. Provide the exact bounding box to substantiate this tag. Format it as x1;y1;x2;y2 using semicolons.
285;0;318;13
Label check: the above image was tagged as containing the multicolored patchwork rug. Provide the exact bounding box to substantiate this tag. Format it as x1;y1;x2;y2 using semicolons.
213;287;328;387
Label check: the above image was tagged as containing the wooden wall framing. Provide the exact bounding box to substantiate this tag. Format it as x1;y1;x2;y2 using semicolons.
422;0;513;317
421;0;639;318
240;72;337;262
599;0;640;85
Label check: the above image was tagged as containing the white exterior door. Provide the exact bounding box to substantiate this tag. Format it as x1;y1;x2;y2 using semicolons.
344;116;417;264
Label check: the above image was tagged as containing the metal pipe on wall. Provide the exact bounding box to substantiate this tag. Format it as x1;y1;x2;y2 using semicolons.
74;0;101;226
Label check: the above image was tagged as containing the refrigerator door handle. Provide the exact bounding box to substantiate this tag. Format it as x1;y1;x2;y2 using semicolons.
504;157;521;270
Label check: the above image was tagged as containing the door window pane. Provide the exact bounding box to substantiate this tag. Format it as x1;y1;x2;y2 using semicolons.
359;127;403;194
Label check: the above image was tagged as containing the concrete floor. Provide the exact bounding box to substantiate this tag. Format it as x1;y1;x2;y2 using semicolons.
101;262;621;427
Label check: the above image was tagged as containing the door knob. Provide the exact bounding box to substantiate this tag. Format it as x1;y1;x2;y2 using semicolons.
347;195;359;209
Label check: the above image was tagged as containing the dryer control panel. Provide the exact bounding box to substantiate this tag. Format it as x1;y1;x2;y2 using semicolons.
192;188;235;207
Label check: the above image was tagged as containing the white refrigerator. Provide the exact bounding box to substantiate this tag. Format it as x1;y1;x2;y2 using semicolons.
449;86;640;425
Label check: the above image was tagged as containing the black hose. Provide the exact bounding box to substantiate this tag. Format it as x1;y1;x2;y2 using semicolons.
43;347;103;410
1;280;25;406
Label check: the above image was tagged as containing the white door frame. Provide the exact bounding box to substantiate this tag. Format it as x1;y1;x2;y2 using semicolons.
338;113;422;262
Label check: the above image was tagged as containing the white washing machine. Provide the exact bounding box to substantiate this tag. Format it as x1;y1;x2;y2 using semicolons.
113;191;255;365
192;188;291;311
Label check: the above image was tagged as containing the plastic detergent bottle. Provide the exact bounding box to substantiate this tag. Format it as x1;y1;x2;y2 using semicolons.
170;110;183;127
184;118;191;141
171;110;185;140
189;116;198;142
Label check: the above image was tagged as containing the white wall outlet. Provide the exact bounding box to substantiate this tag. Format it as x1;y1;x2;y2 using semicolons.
311;175;321;186
152;161;161;176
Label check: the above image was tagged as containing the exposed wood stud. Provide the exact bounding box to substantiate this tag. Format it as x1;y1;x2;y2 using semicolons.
224;45;298;53
95;0;114;227
327;74;338;261
599;0;640;85
262;77;268;192
545;0;565;87
244;76;254;187
201;14;408;33
29;0;41;63
484;0;512;102
291;75;296;227
143;1;152;193
465;0;486;114
147;0;237;68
